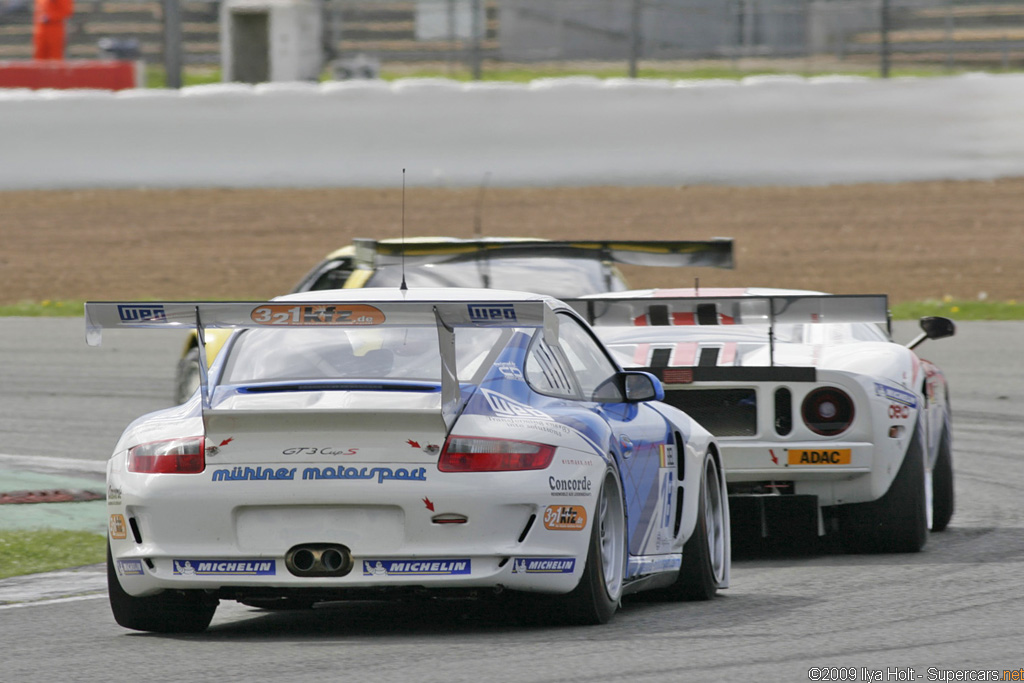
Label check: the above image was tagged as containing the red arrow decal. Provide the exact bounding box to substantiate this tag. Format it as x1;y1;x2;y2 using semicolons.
770;449;779;465
422;497;435;512
407;439;421;449
219;438;234;447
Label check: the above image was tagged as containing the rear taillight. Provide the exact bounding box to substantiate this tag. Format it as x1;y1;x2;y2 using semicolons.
127;437;206;474
801;388;855;436
438;436;555;472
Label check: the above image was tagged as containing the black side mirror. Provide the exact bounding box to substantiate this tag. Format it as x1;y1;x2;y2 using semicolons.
622;371;665;402
908;316;955;350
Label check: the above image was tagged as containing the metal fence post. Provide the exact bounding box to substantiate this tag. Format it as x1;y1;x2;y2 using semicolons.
469;0;483;80
629;0;642;78
943;0;955;71
879;0;891;78
163;0;183;88
447;0;457;73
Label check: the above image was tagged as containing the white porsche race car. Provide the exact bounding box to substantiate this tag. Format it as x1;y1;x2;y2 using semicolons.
571;288;955;554
87;288;730;632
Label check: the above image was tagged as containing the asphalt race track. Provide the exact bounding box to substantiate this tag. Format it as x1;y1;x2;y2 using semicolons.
1;318;1023;682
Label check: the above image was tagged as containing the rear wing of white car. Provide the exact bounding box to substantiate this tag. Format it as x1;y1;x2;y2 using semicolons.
355;238;735;270
570;294;889;327
85;299;558;423
568;293;890;369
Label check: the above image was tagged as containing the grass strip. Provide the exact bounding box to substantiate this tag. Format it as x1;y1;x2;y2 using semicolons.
0;529;106;579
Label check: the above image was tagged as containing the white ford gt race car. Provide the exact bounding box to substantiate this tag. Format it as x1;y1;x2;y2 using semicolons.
87;288;730;633
570;288;955;554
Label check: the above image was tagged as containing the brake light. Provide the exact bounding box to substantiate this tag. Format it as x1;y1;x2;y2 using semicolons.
127;437;206;474
801;388;855;436
438;436;555;472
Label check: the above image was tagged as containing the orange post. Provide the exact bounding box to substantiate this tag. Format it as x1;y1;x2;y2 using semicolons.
33;0;74;60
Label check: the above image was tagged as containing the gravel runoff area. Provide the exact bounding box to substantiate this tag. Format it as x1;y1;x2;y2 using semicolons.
3;178;1023;305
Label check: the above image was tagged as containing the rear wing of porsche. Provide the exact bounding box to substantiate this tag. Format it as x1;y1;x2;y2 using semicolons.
85;299;558;424
354;238;735;270
568;294;890;369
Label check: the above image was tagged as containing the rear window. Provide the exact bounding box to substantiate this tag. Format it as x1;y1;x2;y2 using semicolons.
221;326;509;384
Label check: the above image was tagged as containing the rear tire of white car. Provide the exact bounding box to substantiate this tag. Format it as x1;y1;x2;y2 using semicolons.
839;424;928;554
107;544;218;633
174;347;201;404
931;424;955;532
560;467;626;625
662;453;726;601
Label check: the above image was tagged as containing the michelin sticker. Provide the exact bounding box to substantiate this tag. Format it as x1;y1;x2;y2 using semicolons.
173;560;276;576
116;559;145;576
362;559;470;576
511;558;576;574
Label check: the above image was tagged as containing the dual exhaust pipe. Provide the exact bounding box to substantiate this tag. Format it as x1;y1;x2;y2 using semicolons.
285;543;353;577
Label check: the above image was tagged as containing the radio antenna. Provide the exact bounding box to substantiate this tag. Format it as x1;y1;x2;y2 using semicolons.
400;168;407;292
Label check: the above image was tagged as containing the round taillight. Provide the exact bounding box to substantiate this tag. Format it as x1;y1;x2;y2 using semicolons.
801;387;854;436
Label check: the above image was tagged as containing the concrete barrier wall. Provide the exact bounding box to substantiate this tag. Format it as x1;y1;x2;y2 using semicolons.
2;73;1022;190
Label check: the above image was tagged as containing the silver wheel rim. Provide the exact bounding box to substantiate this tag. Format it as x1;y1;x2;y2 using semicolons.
598;472;625;600
703;457;726;583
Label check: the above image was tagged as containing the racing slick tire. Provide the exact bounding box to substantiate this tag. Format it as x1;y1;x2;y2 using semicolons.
107;544;218;633
839;423;928;554
661;452;727;601
174;347;201;404
560;467;627;625
931;424;955;532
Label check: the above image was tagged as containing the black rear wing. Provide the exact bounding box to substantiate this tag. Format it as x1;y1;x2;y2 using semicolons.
354;238;735;270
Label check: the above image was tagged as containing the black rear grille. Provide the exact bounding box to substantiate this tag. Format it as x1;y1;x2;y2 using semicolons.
663;389;757;436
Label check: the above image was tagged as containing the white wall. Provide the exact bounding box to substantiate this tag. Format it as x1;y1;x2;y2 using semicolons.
1;73;1022;190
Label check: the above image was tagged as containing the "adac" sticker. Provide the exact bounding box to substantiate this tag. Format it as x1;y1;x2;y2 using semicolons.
787;449;852;465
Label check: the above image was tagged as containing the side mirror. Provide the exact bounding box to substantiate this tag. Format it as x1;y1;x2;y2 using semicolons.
622;371;665;403
907;316;956;350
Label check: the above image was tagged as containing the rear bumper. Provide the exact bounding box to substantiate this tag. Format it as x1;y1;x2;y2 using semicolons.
108;459;599;598
722;441;873;481
719;437;907;507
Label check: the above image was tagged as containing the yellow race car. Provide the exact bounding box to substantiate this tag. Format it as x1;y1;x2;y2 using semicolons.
173;237;734;403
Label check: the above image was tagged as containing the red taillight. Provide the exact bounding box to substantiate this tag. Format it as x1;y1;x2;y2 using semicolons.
127;437;206;474
438;436;555;472
801;388;855;436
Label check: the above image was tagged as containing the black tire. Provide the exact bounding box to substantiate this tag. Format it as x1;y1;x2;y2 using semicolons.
840;423;928;554
931;424;955;532
559;468;626;625
662;453;726;601
107;544;218;633
174;347;201;404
